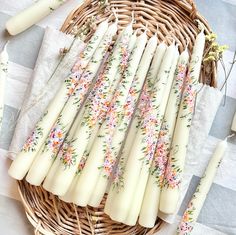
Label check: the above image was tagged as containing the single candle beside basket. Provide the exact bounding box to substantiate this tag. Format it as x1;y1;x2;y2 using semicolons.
7;0;223;233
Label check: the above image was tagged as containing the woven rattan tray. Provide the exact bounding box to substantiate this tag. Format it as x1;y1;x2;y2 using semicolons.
17;0;216;234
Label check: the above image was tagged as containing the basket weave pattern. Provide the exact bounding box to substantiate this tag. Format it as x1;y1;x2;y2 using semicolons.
17;0;216;234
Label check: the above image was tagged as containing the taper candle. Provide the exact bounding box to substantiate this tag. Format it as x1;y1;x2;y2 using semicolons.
177;138;228;235
88;35;158;207
44;23;133;196
0;42;8;131
71;31;148;207
8;20;108;180
6;0;68;35
139;48;189;228
108;43;179;223
26;22;117;186
159;30;205;214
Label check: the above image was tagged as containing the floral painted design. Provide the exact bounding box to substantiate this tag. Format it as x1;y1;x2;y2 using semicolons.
72;35;99;73
101;72;146;177
150;121;171;187
64;74;81;98
43;115;67;158
172;63;188;108
95;36;136;178
179;73;197;128
73;33;113;108
179;55;199;128
137;63;171;167
59;141;77;169
151;62;188;187
62;33;101;99
162;144;182;189
21;111;48;152
76;153;88;175
177;201;196;235
22;126;43;152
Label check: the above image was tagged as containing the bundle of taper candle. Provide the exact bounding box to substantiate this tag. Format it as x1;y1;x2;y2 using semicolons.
8;18;206;228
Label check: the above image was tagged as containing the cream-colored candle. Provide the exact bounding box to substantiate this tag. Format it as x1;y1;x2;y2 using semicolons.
6;0;68;35
108;43;179;223
124;49;179;226
88;36;158;207
42;23;131;196
8;20;108;181
105;42;167;215
177;138;227;235
159;30;205;214
26;22;117;186
0;43;8;131
139;49;189;228
71;31;148;207
231;112;236;132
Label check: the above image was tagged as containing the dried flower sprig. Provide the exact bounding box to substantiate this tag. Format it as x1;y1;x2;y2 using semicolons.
203;33;228;63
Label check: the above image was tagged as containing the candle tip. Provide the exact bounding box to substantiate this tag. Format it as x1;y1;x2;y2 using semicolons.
3;41;9;51
130;11;135;24
134;28;140;36
184;38;190;51
225;133;235;141
154;23;159;37
111;7;119;24
195;19;205;33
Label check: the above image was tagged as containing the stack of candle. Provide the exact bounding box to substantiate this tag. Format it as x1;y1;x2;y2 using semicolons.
8;18;208;229
8;19;112;181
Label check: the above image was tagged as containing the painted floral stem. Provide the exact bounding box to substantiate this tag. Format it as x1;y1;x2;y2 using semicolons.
88;35;158;208
159;30;206;215
139;49;189;228
177;139;227;235
108;43;179;225
70;32;148;207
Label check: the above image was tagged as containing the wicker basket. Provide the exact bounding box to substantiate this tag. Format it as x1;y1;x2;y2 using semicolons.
17;0;217;234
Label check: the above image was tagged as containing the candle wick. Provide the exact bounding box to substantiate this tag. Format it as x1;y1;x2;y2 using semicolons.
195;19;205;33
131;11;135;24
154;23;158;38
3;41;9;51
134;28;140;36
111;7;119;24
225;133;235;141
184;38;190;51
